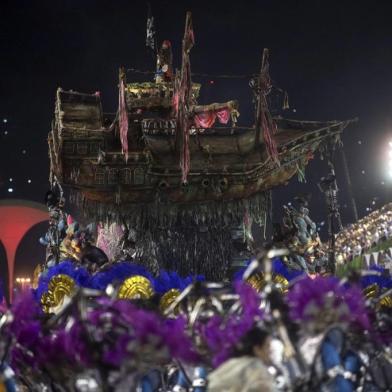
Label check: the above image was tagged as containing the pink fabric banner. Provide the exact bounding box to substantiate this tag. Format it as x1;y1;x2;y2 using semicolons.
193;108;231;128
216;108;230;124
194;111;215;128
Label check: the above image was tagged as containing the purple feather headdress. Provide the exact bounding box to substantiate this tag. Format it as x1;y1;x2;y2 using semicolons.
198;281;264;367
8;291;199;377
286;276;370;334
8;291;43;372
80;297;199;367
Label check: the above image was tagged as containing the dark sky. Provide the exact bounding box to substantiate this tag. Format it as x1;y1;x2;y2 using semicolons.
1;0;392;273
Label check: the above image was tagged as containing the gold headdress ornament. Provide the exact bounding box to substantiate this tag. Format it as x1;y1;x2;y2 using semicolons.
118;275;154;300
41;274;76;314
363;283;379;299
380;295;392;308
246;272;289;293
159;288;181;313
363;284;392;308
272;274;289;293
32;264;42;289
246;272;266;292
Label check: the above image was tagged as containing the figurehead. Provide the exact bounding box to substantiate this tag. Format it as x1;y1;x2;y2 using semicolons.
156;40;173;83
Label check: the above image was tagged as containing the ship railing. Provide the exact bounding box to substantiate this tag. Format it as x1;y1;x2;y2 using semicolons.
141;118;255;136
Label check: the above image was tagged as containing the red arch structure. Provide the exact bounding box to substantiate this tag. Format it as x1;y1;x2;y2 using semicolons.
0;200;48;302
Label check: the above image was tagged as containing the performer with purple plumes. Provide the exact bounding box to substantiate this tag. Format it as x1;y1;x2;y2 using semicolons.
208;327;277;392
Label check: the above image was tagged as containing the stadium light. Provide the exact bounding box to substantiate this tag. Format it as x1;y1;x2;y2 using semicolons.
15;277;31;290
386;141;392;179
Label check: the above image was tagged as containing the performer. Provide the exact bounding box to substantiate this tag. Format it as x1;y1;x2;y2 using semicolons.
294;200;317;244
208;327;277;392
281;197;327;274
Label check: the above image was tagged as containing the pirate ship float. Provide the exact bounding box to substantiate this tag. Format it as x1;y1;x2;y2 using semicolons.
48;12;354;279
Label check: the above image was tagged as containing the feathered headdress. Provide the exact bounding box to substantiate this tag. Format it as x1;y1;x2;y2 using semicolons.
287;276;370;334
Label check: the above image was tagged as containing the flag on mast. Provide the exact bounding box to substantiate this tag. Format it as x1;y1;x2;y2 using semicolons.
146;3;156;53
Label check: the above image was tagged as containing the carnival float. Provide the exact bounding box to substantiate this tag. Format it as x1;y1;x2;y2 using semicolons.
0;11;390;392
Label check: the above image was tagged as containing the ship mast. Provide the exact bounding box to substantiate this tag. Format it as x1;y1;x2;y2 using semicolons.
254;49;279;163
118;66;129;160
174;11;195;183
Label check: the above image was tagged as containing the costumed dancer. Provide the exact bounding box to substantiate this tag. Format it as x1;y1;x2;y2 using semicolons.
208;327;277;392
281;197;327;274
39;188;68;267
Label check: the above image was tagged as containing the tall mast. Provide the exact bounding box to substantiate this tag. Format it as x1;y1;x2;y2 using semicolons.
340;146;359;222
174;11;195;183
118;66;129;161
254;49;279;163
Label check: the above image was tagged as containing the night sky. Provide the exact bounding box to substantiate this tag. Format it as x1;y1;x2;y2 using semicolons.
1;0;392;278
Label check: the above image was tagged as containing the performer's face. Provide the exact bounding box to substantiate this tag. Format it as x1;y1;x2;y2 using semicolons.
253;335;272;364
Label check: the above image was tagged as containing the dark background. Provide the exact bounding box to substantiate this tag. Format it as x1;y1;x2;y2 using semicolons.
1;0;392;281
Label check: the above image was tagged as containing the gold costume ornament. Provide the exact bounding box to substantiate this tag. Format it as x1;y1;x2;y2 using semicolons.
363;284;378;299
272;274;289;293
117;275;154;300
379;295;392;308
246;272;289;293
41;274;76;313
246;272;266;292
363;284;392;309
159;288;181;313
32;264;42;289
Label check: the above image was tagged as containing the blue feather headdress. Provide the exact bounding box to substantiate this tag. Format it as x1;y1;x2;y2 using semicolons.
89;261;153;291
35;260;205;308
234;258;304;282
153;270;204;294
360;266;392;291
34;260;89;301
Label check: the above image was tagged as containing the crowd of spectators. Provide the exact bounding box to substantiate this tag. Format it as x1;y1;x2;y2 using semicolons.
335;203;392;264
